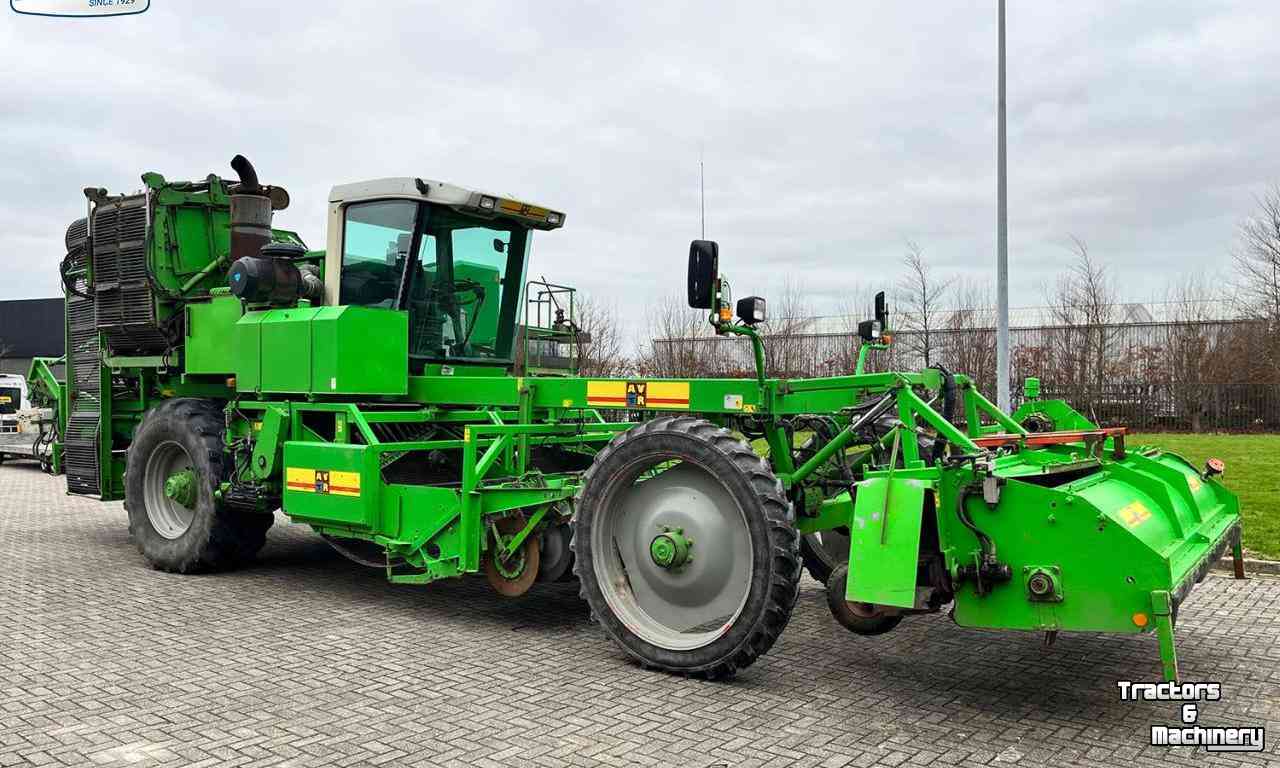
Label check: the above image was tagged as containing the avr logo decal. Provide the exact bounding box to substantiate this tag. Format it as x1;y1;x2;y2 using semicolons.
11;0;149;17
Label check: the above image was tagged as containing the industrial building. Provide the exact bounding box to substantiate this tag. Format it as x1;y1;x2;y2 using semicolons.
0;298;63;375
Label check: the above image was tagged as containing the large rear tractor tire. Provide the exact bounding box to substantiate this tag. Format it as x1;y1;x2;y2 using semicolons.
572;416;801;679
124;398;272;573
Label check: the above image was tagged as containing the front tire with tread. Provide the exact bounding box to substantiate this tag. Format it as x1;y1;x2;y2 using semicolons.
572;416;801;679
125;398;271;573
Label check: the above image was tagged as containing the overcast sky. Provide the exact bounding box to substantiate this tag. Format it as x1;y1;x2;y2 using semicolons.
2;1;1278;342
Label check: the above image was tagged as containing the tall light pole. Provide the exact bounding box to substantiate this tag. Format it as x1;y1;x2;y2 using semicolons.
996;0;1011;410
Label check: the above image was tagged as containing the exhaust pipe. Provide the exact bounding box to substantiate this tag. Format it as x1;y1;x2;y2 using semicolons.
229;154;272;261
230;154;261;193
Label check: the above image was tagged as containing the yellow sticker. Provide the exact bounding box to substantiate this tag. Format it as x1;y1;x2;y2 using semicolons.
497;199;549;218
1187;475;1202;493
586;380;626;407
587;380;690;409
285;467;361;497
644;381;690;409
1118;500;1152;529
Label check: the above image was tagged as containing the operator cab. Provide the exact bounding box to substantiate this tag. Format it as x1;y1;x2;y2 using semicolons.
325;178;564;370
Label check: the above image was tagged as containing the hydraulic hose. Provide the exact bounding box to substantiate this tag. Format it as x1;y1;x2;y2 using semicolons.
929;364;957;465
955;485;996;558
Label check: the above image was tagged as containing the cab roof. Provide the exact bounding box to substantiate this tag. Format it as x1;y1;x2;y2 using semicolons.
328;177;565;230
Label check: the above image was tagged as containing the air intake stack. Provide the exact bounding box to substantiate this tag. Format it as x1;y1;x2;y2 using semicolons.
229;154;274;263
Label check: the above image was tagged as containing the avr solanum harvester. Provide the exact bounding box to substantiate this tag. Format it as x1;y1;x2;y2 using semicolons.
55;156;1243;680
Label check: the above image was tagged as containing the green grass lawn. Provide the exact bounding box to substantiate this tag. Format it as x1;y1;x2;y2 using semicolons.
1131;433;1280;560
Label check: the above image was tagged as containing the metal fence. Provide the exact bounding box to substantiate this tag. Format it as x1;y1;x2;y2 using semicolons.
650;318;1280;432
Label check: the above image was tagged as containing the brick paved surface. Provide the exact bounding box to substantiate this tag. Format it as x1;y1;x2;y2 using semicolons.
1;461;1277;767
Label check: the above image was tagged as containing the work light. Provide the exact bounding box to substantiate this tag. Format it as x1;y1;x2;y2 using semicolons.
736;296;766;326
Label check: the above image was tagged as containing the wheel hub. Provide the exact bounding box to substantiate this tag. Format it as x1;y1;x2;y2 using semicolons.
649;527;692;569
143;440;198;540
492;535;527;579
163;468;197;508
593;463;753;650
485;516;540;597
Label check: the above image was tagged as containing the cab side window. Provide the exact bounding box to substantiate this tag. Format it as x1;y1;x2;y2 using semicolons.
339;200;417;307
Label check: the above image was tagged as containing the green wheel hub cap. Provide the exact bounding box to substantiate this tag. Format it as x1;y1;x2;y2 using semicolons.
163;468;197;508
649;528;692;569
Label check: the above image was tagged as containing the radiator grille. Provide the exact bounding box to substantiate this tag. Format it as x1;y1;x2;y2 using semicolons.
64;249;101;495
91;195;167;352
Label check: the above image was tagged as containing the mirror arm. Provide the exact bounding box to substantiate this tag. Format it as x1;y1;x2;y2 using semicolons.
720;323;767;388
854;340;890;376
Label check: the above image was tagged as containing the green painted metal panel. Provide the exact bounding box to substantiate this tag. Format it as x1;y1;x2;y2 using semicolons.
233;312;264;392
184;295;243;375
234;306;406;396
946;446;1240;635
259;308;314;393
282;441;380;531
310;306;407;395
845;477;927;609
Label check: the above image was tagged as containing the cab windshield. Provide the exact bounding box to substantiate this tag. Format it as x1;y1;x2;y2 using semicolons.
339;200;529;364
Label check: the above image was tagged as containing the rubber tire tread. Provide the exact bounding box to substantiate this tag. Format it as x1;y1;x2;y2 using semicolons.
824;563;904;636
571;415;801;680
124;398;272;573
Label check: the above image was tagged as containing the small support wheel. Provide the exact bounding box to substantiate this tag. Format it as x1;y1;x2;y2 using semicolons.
484;515;540;597
825;563;903;636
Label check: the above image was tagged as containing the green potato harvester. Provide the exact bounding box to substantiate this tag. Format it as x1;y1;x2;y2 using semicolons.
49;155;1243;681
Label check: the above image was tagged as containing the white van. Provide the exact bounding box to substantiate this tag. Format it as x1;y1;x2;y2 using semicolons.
0;374;30;433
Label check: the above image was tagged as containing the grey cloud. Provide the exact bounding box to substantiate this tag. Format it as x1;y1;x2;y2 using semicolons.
1;1;1277;345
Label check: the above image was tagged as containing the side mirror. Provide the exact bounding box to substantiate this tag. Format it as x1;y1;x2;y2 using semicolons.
687;239;719;309
874;290;888;330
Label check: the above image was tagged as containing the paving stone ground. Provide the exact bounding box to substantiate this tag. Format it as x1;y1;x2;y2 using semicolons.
1;461;1277;767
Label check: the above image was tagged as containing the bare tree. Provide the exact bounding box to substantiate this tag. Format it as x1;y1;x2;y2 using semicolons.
942;278;997;397
1234;185;1280;322
574;297;630;378
1161;276;1220;431
1045;236;1117;412
896;240;953;368
635;293;714;378
759;278;814;377
1233;186;1280;380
